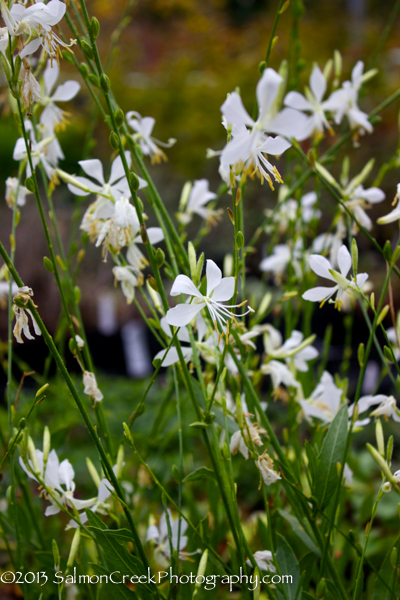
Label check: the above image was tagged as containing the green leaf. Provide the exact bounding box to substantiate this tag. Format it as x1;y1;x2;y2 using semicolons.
85;509;108;530
372;541;400;600
275;534;300;600
183;466;216;483
304;440;317;485
91;564;138;600
314;404;348;510
88;527;152;598
278;510;320;556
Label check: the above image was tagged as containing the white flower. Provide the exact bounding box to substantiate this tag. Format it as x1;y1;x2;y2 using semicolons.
263;327;318;372
69;475;114;528
177;179;220;226
0;26;8;55
284;65;333;138
5;177;32;208
220;68;308;187
146;510;194;566
378;184;400;225
230;430;251;459
153;316;207;367
126;111;176;163
39;61;80;130
343;464;353;487
75;335;84;349
246;550;276;573
166;259;252;331
96;197;141;253
67;152;146;200
125;227;164;273
19;447;76;517
348;394;390;427
323;61;372;134
342;184;385;233
302;244;368;310
12;287;41;344
21;69;41;107
1;0;74;62
300;372;343;424
256;454;281;486
82;371;103;403
260;239;303;282
261;359;300;391
301;191;321;223
112;266;141;304
369;396;400;422
13;120;55;179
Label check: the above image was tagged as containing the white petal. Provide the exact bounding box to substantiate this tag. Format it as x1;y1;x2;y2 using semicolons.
166;303;204;327
211;277;235;302
309;254;336;281
147;227;164;245
206;260;222;297
337;245;351;276
310;66;326;102
221;92;254;128
170;275;202;298
20;37;41;59
302;286;337;302
256;68;283;122
258;135;291;156
43;61;59;96
78;159;105;185
52;81;80;102
284;91;313;112
268;108;309;141
359;187;385;204
109;153;130;184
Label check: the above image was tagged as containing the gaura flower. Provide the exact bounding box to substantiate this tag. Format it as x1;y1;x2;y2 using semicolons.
12;286;41;344
126;111;176;163
246;550;276;573
13;120;56;179
256;453;281;486
263;326;318;372
377;184;400;225
153;315;208;367
146;510;196;567
300;371;343;424
95;197;141;253
260;239;303;282
302;244;368;310
5;177;32;208
177;179;220;226
322;61;373;134
166;259;253;331
220;68;308;188
112;266;142;304
82;371;103;403
21;68;41;107
369;396;400;423
39;60;80;130
284;65;333;138
1;0;74;63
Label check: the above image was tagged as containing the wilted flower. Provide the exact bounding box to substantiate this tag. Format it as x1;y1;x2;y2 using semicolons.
246;550;276;573
5;177;32;208
112;266;142;304
82;371;103;403
21;68;41;108
256;453;281;486
12;287;41;344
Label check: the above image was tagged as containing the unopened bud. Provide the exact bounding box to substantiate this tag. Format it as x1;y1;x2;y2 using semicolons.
88;74;100;88
147;275;159;293
140;224;148;244
52;539;60;572
129;172;140;192
155;248;165;267
377;305;389;326
123;422;134;446
235;394;244;429
258;61;266;74
196;252;204;285
67;527;81;567
100;73;111;94
28;437;40;475
357;343;364;367
196;549;208;587
43;256;54;273
25;177;35;193
114;108;125;128
236;231;244;249
384;345;394;363
188;242;197;281
86;457;101;488
351;238;358;276
90;17;100;39
80;39;94;60
62;50;75;64
376;418;385;457
79;62;89;77
227;207;235;224
109;132;119;151
117;444;124;479
383;240;392;262
43;426;51;464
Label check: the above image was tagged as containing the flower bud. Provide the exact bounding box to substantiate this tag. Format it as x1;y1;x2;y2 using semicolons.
86;457;101;488
43;256;54;273
52;539;60;572
236;231;244;249
195;549;208;590
357;343;364;367
109;131;119;151
100;73;111;94
235;394;244;429
24;177;35;193
351;238;358;276
258;61;266;74
383;240;392;262
43;426;51;464
79;62;89;78
88;74;100;87
377;305;389;326
123;422;134;446
67;527;81;567
140;223;148;244
147;275;159;293
114;108;125;128
62;50;76;64
18;417;26;430
196;252;204;285
376;418;385;457
90;17;100;39
80;39;94;60
188;242;197;282
28;437;40;475
117;444;124;479
155;248;165;267
129;171;140;192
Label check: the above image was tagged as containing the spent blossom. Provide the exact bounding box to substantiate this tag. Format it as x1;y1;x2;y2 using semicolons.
5;177;32;208
82;371;103;403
